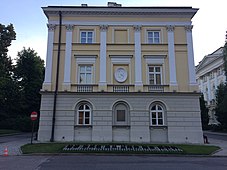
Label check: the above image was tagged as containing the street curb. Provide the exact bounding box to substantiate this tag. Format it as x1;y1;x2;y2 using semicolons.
0;133;22;137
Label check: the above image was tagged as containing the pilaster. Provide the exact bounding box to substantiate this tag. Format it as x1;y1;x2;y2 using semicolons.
166;25;178;91
99;25;108;91
63;24;74;91
185;25;198;91
133;25;143;91
42;24;56;91
207;77;211;104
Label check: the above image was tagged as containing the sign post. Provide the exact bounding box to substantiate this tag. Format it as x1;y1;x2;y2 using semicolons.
30;111;38;144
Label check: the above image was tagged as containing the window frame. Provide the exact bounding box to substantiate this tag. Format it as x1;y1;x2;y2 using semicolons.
113;102;130;126
80;30;94;44
78;65;93;84
148;65;162;85
150;103;165;126
77;103;92;125
147;30;161;44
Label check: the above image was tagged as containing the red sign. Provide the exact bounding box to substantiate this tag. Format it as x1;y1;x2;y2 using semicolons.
31;111;38;121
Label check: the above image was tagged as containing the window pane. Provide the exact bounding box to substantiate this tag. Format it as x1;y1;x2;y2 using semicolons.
154;32;159;38
85;118;89;124
152;112;156;118
151;106;156;110
152;119;156;125
148;38;153;44
85;111;90;118
86;73;92;83
149;67;154;72
157;105;162;110
117;110;125;121
88;32;93;37
85;105;90;110
149;74;154;85
86;66;92;72
148;32;153;37
155;67;160;72
158;119;163;125
154;38;159;43
156;74;161;84
79;112;83;124
80;74;85;83
87;38;92;43
81;38;86;43
80;66;85;72
81;32;86;37
79;105;83;110
158;112;163;118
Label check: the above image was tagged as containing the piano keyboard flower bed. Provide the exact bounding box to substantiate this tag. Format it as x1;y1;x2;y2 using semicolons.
63;144;183;154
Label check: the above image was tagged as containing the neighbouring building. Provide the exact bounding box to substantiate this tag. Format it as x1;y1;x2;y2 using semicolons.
196;47;226;125
38;2;203;144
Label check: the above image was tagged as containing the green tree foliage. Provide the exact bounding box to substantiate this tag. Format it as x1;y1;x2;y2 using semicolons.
0;23;20;129
215;83;227;130
0;23;45;131
14;47;45;117
199;94;209;130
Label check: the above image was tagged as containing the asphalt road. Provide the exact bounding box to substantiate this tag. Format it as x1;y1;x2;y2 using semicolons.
0;132;227;170
204;132;227;141
0;133;31;144
0;155;227;170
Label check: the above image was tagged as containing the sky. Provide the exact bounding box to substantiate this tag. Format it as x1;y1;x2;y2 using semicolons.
1;0;227;65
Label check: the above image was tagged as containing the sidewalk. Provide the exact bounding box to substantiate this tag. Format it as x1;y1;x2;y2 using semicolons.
203;131;227;156
0;139;27;155
0;133;32;156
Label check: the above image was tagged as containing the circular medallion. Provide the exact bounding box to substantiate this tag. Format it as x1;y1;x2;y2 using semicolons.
114;68;127;83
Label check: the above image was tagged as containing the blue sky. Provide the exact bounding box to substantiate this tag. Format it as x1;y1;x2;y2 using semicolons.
1;0;227;65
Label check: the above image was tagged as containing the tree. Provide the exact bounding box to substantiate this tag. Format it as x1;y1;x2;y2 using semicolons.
0;23;19;129
199;94;209;130
215;83;227;130
14;47;45;117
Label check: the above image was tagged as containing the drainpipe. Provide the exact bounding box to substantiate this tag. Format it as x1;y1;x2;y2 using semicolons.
50;11;62;142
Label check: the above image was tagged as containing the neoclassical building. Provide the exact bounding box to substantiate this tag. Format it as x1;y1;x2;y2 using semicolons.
196;47;226;125
38;2;203;144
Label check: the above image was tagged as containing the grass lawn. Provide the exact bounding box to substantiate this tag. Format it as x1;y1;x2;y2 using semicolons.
21;143;220;155
0;129;20;136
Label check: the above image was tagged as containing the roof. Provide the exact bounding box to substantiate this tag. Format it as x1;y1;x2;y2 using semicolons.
196;47;224;72
42;6;198;19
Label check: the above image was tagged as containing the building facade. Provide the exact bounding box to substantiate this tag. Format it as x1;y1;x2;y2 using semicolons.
196;47;226;125
38;3;203;144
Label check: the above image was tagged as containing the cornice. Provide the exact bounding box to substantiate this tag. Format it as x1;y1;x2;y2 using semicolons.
40;91;201;96
42;7;198;19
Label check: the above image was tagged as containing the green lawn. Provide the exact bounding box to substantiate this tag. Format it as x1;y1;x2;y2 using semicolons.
0;129;20;136
21;143;220;155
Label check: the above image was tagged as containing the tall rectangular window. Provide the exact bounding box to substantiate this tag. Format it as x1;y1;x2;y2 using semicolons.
148;66;162;85
147;31;160;44
80;31;93;43
117;110;126;122
79;65;92;84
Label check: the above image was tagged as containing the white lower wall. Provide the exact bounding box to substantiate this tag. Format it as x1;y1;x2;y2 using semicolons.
38;93;203;144
112;127;130;142
150;128;168;143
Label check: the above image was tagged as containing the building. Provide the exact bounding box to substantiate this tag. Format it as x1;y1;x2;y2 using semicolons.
196;47;226;125
38;2;203;144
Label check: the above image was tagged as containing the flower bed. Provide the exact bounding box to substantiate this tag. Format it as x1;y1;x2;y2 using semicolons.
63;144;183;153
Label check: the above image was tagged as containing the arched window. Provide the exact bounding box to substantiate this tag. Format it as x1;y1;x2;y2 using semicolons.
150;104;165;126
113;102;129;126
77;103;91;125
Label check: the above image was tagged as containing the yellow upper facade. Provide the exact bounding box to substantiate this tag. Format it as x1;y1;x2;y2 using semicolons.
42;4;199;93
